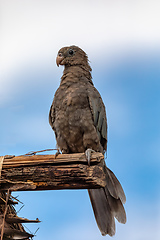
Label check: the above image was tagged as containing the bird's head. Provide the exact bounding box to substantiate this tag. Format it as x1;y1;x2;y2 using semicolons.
56;45;91;70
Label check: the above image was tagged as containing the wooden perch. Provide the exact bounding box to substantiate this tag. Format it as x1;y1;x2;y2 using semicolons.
2;228;34;239
0;191;36;240
0;152;106;192
5;215;40;224
0;198;18;205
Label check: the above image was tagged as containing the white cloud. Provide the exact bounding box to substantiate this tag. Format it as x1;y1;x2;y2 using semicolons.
0;0;160;109
1;0;160;75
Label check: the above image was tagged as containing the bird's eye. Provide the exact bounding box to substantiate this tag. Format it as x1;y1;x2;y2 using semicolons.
58;52;63;57
68;49;74;55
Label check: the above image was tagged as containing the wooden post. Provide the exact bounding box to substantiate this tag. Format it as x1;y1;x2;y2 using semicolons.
0;152;106;191
0;189;10;240
0;151;106;239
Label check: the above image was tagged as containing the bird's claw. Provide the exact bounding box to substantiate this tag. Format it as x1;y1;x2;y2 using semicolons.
85;148;95;166
55;149;61;158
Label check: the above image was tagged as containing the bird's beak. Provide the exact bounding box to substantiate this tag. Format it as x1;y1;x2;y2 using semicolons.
56;55;64;67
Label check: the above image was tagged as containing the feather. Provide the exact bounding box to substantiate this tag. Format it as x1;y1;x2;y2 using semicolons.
106;167;126;204
88;188;115;236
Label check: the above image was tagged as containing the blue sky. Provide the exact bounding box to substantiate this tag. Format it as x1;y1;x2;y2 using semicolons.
0;1;160;239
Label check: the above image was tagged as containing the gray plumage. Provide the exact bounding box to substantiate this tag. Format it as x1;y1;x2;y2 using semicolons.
49;45;126;236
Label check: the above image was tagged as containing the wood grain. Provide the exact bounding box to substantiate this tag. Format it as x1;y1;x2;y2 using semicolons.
0;153;107;191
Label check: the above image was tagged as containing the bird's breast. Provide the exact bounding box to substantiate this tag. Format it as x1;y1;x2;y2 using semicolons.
58;85;89;110
54;84;92;132
65;91;88;107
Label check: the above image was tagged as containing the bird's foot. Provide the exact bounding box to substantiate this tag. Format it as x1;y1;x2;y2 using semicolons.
85;148;95;166
55;149;61;158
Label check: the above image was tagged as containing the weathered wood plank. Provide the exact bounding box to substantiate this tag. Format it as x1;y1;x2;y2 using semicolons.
5;215;40;224
0;153;106;191
3;152;102;168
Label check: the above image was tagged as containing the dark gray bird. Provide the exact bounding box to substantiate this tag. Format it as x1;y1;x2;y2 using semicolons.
49;46;126;236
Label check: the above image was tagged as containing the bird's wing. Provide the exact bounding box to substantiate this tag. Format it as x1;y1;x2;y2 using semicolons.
49;100;55;130
88;87;107;152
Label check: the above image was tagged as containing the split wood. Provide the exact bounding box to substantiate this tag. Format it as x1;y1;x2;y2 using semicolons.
0;152;106;191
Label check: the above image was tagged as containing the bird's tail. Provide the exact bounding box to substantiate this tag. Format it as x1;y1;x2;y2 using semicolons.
88;166;126;236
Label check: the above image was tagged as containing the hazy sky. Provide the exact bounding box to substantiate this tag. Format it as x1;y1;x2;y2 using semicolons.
0;1;160;240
